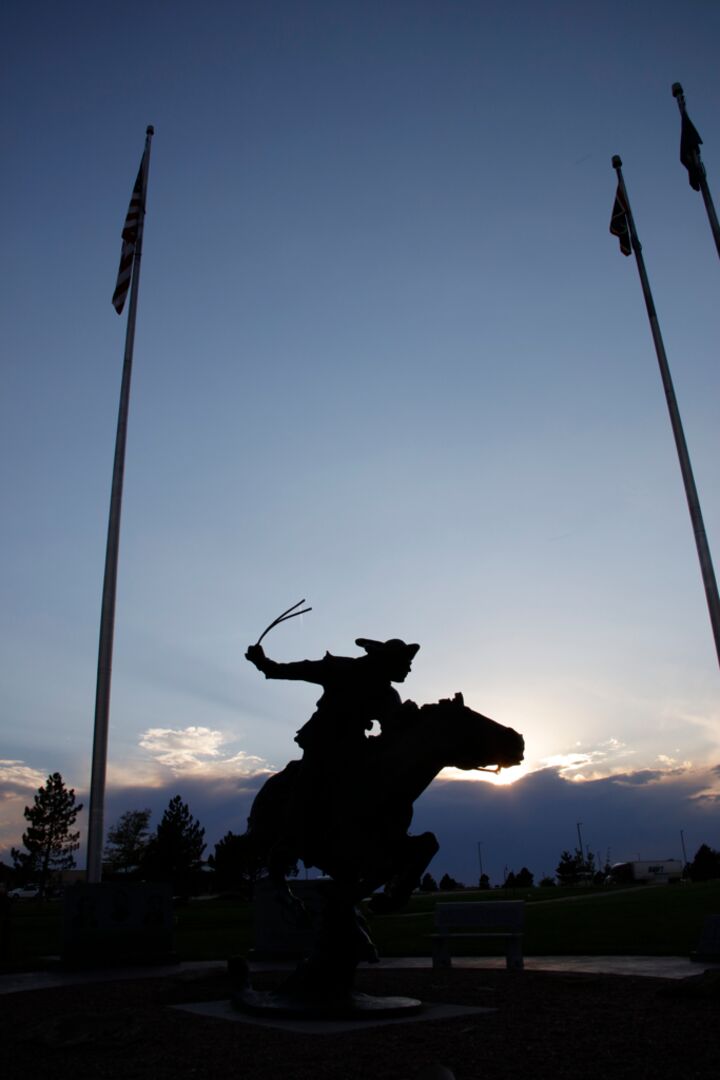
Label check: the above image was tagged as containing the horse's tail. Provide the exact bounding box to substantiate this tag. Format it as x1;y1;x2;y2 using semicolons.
244;760;303;889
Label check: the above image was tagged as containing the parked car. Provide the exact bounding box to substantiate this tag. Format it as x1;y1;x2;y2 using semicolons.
8;885;40;899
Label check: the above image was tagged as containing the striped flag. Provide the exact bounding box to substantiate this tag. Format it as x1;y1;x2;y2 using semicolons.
609;185;631;256
680;110;704;192
112;156;146;314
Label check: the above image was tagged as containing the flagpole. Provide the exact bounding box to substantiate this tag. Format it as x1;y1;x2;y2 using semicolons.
672;83;720;260
612;156;720;670
87;126;154;884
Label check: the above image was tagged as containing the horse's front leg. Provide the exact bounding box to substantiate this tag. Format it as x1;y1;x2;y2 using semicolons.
264;842;309;927
368;831;439;914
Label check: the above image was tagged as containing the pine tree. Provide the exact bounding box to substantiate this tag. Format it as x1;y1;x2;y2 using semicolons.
556;847;595;886
104;808;152;875
688;843;720;882
208;830;263;895
419;872;438;892
11;772;83;895
555;849;582;886
141;795;205;891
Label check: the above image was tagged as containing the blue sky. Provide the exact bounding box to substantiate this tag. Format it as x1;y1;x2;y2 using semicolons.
1;1;718;884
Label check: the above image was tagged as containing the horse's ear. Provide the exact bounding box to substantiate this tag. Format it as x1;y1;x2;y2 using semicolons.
453;692;464;706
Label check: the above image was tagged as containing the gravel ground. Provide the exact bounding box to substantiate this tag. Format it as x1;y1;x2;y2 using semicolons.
3;966;719;1080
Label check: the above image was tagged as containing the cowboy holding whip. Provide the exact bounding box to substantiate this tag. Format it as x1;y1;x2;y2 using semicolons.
246;600;420;760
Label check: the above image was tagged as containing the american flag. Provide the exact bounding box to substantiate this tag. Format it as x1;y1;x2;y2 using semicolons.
680;111;704;192
609;185;632;257
112;156;146;314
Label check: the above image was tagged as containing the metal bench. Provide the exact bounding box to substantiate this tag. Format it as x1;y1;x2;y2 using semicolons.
430;900;525;970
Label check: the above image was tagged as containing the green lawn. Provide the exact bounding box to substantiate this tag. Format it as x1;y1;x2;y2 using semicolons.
371;882;720;957
2;881;719;970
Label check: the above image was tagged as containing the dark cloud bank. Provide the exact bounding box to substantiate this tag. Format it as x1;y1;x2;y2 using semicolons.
98;764;719;887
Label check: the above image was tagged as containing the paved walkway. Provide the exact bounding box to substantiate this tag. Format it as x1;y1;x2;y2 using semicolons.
2;954;718;995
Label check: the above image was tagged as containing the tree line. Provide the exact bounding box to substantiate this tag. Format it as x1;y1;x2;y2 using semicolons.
5;771;720;896
420;842;720;893
6;774;203;895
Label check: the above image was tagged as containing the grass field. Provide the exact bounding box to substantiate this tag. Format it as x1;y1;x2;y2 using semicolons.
2;880;719;970
370;881;720;957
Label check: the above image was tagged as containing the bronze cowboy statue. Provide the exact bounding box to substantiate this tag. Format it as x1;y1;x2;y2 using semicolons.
234;617;525;1017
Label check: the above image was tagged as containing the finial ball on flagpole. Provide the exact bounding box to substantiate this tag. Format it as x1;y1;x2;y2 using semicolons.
146;125;155;135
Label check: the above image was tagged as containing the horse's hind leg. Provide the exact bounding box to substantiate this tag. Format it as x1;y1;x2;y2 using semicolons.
369;831;439;913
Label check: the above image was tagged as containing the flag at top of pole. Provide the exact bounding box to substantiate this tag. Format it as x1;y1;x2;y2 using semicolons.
680;110;703;192
112;133;153;314
672;82;704;191
672;83;720;261
609;185;632;256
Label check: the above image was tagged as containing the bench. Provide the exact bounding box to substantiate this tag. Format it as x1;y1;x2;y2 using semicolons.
691;914;720;962
430;901;525;970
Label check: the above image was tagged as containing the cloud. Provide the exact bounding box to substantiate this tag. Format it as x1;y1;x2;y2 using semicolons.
609;770;666;785
0;760;49;796
538;736;638;779
410;762;720;884
137;725;269;777
0;726;273;862
0;762;52;862
96;760;720;885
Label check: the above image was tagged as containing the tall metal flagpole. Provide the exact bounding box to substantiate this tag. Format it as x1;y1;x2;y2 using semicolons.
611;156;720;669
87;127;154;883
672;83;720;260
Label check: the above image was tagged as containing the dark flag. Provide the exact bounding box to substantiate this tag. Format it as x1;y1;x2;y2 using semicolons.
680;111;704;192
112;158;145;314
609;186;631;256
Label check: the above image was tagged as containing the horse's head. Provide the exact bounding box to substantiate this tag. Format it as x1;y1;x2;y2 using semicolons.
426;692;524;773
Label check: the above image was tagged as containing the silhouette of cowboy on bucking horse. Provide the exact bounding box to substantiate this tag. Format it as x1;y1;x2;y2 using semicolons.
236;600;524;1015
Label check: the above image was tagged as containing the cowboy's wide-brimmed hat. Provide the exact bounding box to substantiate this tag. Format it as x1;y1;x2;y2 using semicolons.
355;638;420;660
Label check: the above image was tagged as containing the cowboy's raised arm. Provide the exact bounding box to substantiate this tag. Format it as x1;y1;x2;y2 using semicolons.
245;644;326;684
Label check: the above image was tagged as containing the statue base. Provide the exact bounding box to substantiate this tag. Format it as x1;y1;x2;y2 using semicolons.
233;985;423;1020
228;956;422;1020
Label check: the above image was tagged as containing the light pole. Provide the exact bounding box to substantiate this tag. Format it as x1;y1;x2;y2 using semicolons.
576;822;587;884
477;841;484;882
576;821;585;858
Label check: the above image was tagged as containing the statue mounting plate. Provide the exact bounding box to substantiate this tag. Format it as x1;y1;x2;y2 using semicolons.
233;985;423;1020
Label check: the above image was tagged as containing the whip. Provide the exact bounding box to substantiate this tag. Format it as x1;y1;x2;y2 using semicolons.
255;598;312;646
